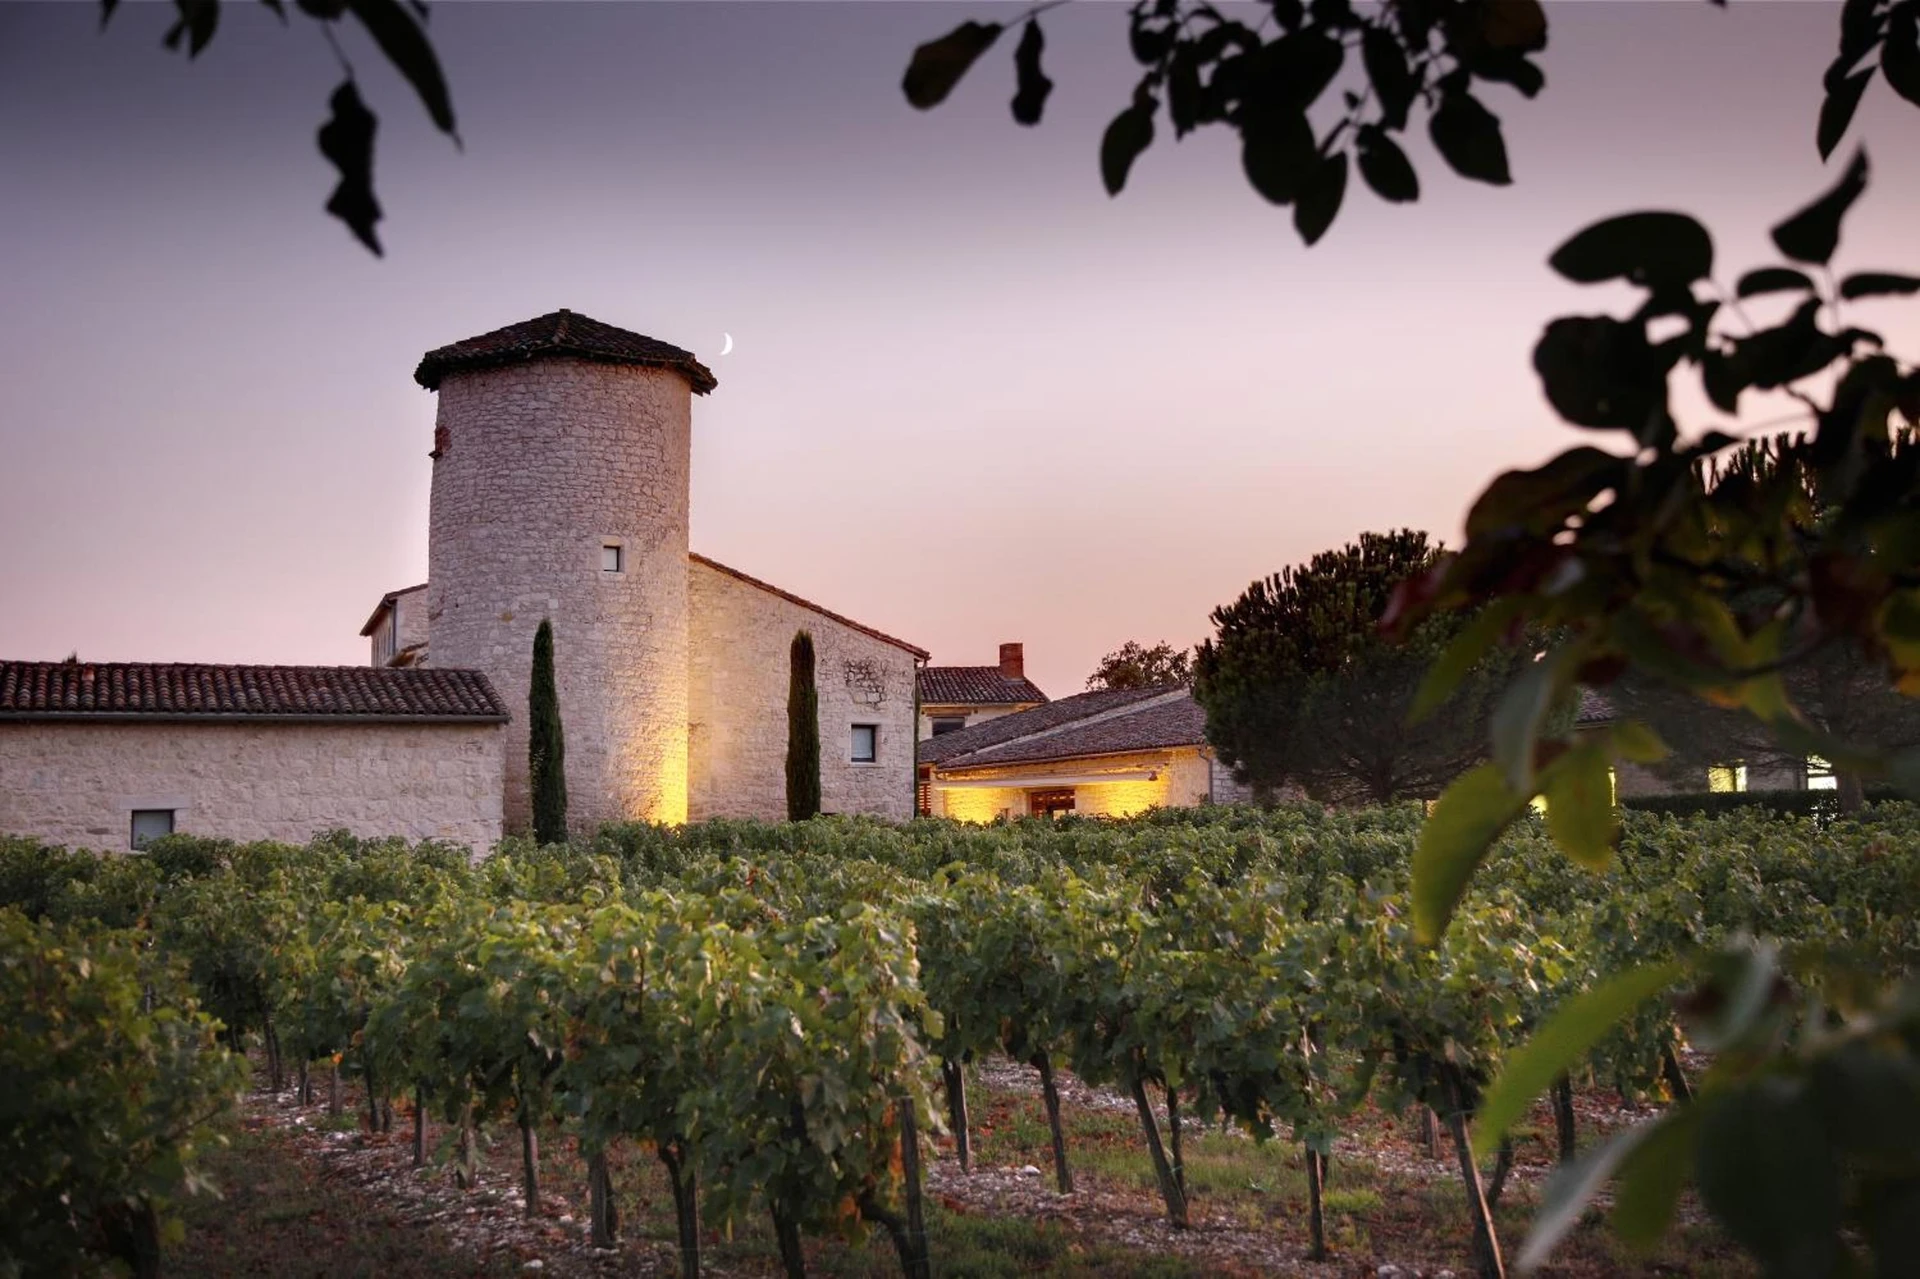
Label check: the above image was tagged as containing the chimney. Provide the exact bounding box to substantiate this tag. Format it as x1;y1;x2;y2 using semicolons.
999;642;1024;681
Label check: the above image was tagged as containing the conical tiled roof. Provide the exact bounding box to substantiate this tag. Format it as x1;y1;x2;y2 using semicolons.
413;309;717;394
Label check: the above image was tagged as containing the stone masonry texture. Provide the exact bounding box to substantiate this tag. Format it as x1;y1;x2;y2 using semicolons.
427;359;694;833
688;559;917;822
0;721;504;853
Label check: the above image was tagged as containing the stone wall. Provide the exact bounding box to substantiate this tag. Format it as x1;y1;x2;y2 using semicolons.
916;704;1032;740
426;359;693;832
0;720;504;854
688;560;918;821
933;748;1218;822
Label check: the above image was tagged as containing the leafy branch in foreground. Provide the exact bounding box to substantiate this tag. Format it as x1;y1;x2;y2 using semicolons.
99;0;460;253
1390;154;1920;1273
903;0;1920;246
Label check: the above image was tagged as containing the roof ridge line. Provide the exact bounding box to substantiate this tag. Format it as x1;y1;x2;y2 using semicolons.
943;687;1185;759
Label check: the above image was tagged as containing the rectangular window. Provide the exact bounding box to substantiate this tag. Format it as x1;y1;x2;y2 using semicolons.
130;809;174;851
1807;755;1839;791
930;717;966;736
1708;764;1749;793
1029;788;1076;818
851;724;878;763
601;542;624;574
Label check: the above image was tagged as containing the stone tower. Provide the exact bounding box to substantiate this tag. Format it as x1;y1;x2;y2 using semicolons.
415;310;717;832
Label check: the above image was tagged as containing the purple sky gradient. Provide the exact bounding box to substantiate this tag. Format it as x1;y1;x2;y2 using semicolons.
2;1;1918;699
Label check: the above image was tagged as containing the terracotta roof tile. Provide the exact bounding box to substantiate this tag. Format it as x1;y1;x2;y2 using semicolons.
0;662;508;722
941;693;1208;769
916;685;1175;766
918;667;1048;707
414;310;717;394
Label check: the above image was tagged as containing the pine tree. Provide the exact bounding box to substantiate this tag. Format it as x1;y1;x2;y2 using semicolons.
529;618;568;844
786;630;821;821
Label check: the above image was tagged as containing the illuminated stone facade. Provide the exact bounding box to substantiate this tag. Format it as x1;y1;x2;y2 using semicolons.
414;313;924;836
689;558;918;822
0;720;504;852
427;359;694;830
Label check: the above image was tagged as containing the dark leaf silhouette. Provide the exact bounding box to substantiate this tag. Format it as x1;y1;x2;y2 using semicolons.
1817;66;1872;160
1011;20;1053;127
1248;31;1343;113
1886;5;1920;107
345;0;457;137
1479;0;1548;51
1737;267;1817;299
1101;91;1156;196
99;0;120;28
1430;90;1512;186
1549;212;1713;291
163;0;219;57
903;21;1003;110
1772;149;1867;265
1357;125;1419;203
296;0;346;17
1293;151;1348;246
1240;108;1316;206
1532;316;1665;431
318;79;383;256
1361;26;1416;130
1840;272;1920;299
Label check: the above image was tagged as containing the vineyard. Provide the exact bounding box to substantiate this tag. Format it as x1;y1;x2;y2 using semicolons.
5;804;1919;1277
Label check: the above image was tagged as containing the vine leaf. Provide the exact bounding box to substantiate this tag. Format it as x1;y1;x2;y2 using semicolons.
1241;109;1315;205
1840;272;1920;299
1011;20;1053;127
1474;960;1684;1149
1101;91;1156;196
1736;267;1816;299
164;0;220;57
1293;152;1347;246
903;21;1004;110
1885;5;1920;107
1548;212;1713;291
1517;1116;1673;1270
1357;126;1419;203
1429;90;1512;186
1771;149;1868;266
1817;67;1873;160
1542;739;1617;869
345;0;458;138
1361;26;1416;130
1412;763;1527;944
318;80;383;256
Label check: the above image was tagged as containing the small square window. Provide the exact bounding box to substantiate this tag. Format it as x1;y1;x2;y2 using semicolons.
851;724;878;763
930;717;966;737
601;543;624;574
130;809;175;851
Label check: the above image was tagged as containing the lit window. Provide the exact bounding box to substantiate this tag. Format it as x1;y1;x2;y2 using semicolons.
930;717;966;736
1708;764;1749;793
130;809;174;851
1029;788;1076;818
601;543;624;574
851;724;878;763
1807;755;1839;791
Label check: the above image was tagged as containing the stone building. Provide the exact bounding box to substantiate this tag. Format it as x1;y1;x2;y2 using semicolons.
916;642;1048;740
0;663;506;851
918;685;1250;820
2;310;925;852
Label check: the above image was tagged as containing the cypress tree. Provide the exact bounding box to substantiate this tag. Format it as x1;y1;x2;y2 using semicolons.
786;629;821;821
529;618;568;844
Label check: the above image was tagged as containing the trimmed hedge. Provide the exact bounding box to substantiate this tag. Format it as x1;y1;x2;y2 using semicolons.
1621;787;1905;820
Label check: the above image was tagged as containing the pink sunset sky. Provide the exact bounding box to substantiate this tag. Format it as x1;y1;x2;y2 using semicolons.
3;1;1918;699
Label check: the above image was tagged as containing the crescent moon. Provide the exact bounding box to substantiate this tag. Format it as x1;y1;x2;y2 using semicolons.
720;333;734;356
